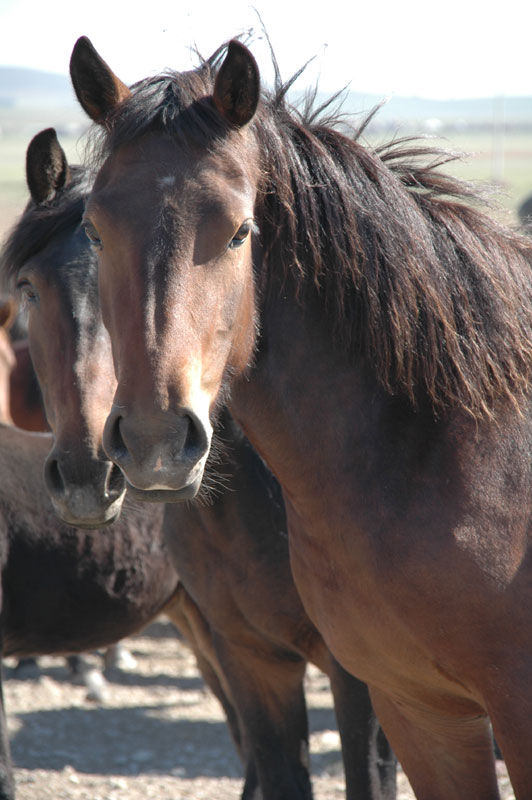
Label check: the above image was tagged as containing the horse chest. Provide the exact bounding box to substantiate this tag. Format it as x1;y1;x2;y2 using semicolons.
283;496;499;701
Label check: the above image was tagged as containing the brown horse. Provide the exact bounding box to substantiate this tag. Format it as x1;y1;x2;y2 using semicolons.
70;36;532;799
0;299;46;433
9;338;48;432
0;300;17;425
0;296;48;432
0;127;396;799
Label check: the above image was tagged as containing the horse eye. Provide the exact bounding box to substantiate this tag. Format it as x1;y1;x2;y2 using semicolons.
16;279;38;304
82;221;103;250
229;220;254;250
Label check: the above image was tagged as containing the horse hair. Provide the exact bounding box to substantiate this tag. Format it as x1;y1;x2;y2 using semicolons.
82;47;532;417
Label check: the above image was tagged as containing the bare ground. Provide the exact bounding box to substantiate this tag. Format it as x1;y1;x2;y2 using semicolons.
3;620;515;800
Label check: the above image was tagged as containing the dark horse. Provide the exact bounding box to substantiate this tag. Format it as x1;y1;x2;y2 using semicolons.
0;127;396;799
0;422;235;800
70;36;532;799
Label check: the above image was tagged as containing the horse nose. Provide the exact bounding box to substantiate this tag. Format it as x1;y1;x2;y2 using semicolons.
44;447;126;527
103;405;212;493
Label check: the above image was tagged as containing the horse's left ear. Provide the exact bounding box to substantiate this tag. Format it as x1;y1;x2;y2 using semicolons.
213;40;260;127
70;36;131;123
26;128;71;205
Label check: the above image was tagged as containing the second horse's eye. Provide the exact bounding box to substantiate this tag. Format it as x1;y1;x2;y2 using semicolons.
82;221;103;250
16;279;38;304
229;220;255;250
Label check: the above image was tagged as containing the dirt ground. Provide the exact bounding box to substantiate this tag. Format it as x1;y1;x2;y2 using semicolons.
2;619;514;800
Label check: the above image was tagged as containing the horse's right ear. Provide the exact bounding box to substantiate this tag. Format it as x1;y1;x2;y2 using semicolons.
26;128;70;205
213;40;260;127
69;36;131;123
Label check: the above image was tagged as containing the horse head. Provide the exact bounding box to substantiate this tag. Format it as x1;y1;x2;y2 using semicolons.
70;37;260;499
5;128;126;526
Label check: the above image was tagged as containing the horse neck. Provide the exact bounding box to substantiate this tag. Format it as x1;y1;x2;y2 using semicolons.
230;286;379;525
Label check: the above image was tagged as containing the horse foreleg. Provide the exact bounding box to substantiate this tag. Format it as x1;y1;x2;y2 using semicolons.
0;642;15;800
369;686;500;800
212;632;312;800
486;672;532;800
163;587;244;758
327;656;396;799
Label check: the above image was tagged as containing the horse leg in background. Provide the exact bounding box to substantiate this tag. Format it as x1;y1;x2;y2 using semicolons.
327;658;397;800
369;686;499;800
162;587;244;761
103;642;137;671
211;633;312;800
68;644;138;675
0;636;15;800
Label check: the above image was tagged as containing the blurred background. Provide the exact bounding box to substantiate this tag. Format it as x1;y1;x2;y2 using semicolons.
1;0;532;237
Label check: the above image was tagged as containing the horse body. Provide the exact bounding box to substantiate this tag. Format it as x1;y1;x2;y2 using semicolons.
67;37;532;798
229;185;532;797
234;305;532;692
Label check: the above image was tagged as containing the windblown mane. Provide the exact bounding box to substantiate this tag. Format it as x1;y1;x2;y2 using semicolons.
0;165;91;288
87;46;532;418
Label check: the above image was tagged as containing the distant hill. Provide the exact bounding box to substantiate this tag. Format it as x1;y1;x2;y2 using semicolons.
0;65;531;136
0;67;87;137
295;90;532;133
0;67;75;107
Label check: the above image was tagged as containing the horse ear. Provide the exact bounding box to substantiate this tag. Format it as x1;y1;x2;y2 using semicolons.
69;36;131;123
213;40;260;127
26;128;71;205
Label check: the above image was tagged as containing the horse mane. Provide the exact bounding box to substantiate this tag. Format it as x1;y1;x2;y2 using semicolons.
0;165;90;290
255;106;532;418
88;45;532;418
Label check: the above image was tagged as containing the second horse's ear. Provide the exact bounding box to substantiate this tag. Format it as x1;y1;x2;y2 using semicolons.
26;128;70;205
69;35;131;124
213;40;260;128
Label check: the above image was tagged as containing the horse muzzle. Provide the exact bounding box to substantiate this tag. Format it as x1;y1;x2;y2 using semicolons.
102;405;212;498
44;445;127;527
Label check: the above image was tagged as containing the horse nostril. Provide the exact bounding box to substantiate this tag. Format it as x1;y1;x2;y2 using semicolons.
106;415;128;463
106;462;125;498
183;412;209;461
44;456;65;497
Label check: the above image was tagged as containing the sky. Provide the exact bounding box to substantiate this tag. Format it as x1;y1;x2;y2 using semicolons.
0;0;532;100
